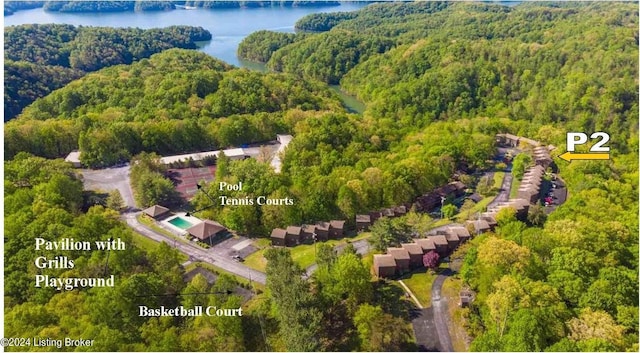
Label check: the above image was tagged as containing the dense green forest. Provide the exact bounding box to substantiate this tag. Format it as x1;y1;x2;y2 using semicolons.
3;1;44;15
5;49;343;166
35;0;340;13
4;1;638;351
4;24;211;121
4;154;251;351
234;2;638;351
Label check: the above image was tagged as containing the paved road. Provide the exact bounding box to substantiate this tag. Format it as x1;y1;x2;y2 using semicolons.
431;269;454;352
81;165;137;210
488;171;513;208
412;307;439;351
123;212;267;284
305;238;371;276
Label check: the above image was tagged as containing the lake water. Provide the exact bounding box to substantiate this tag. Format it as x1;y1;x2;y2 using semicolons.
3;2;368;67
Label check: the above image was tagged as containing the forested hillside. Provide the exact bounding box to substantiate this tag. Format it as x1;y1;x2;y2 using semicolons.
5;49;343;166
4;24;212;121
37;0;340;13
234;2;639;351
4;1;638;351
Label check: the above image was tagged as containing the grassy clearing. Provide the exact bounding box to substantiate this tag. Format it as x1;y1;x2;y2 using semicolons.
243;232;372;272
493;171;505;190
130;229;188;262
442;276;470;352
400;268;437;307
510;177;521;199
130;231;160;252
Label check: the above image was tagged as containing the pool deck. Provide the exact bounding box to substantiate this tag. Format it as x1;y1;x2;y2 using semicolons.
161;213;203;235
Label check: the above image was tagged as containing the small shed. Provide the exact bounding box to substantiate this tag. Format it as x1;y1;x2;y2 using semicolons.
355;214;372;232
65;151;82;168
315;221;330;241
329;220;345;238
460;288;476;307
142;205;170;219
373;254;396;278
271;228;287;246
387;247;410;273
401;243;424;268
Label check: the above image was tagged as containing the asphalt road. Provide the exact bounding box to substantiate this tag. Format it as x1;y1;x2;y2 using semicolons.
431;269;454;352
488;172;512;208
81;165;137;210
123;212;267;284
412;307;439;351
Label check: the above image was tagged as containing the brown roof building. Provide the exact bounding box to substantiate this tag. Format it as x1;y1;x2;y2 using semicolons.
271;228;287;246
401;243;424;267
286;226;302;246
301;224;316;244
428;235;450;255
448;226;471;243
415;238;436;253
143;205;170;219
329;220;345;238
466;219;491;234
356;214;372;232
315;221;330;241
373;254;396;278
369;211;382;223
387;247;411;272
187;220;227;245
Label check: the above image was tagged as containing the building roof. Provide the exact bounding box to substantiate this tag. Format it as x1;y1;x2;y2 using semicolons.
467;220;491;231
315;221;330;231
271;228;287;239
330;220;345;229
451;181;466;191
415;238;436;251
222;148;246;158
142;205;170;218
401;243;424;256
448;226;471;238
187;220;226;240
428;235;449;246
286;226;302;235
302;224;316;234
65;151;81;164
394;205;407;214
356;214;371;223
373;254;397;268
387;247;410;261
382;208;395;217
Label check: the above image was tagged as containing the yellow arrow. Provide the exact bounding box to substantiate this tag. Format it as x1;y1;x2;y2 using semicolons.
558;152;610;162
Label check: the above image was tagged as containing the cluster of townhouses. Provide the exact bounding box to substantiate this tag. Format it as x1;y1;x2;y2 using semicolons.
373;134;554;278
270;181;468;248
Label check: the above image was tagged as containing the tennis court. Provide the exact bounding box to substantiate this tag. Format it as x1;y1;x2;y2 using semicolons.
168;166;217;199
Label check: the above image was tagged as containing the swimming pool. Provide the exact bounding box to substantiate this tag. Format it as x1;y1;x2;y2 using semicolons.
168;216;193;230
